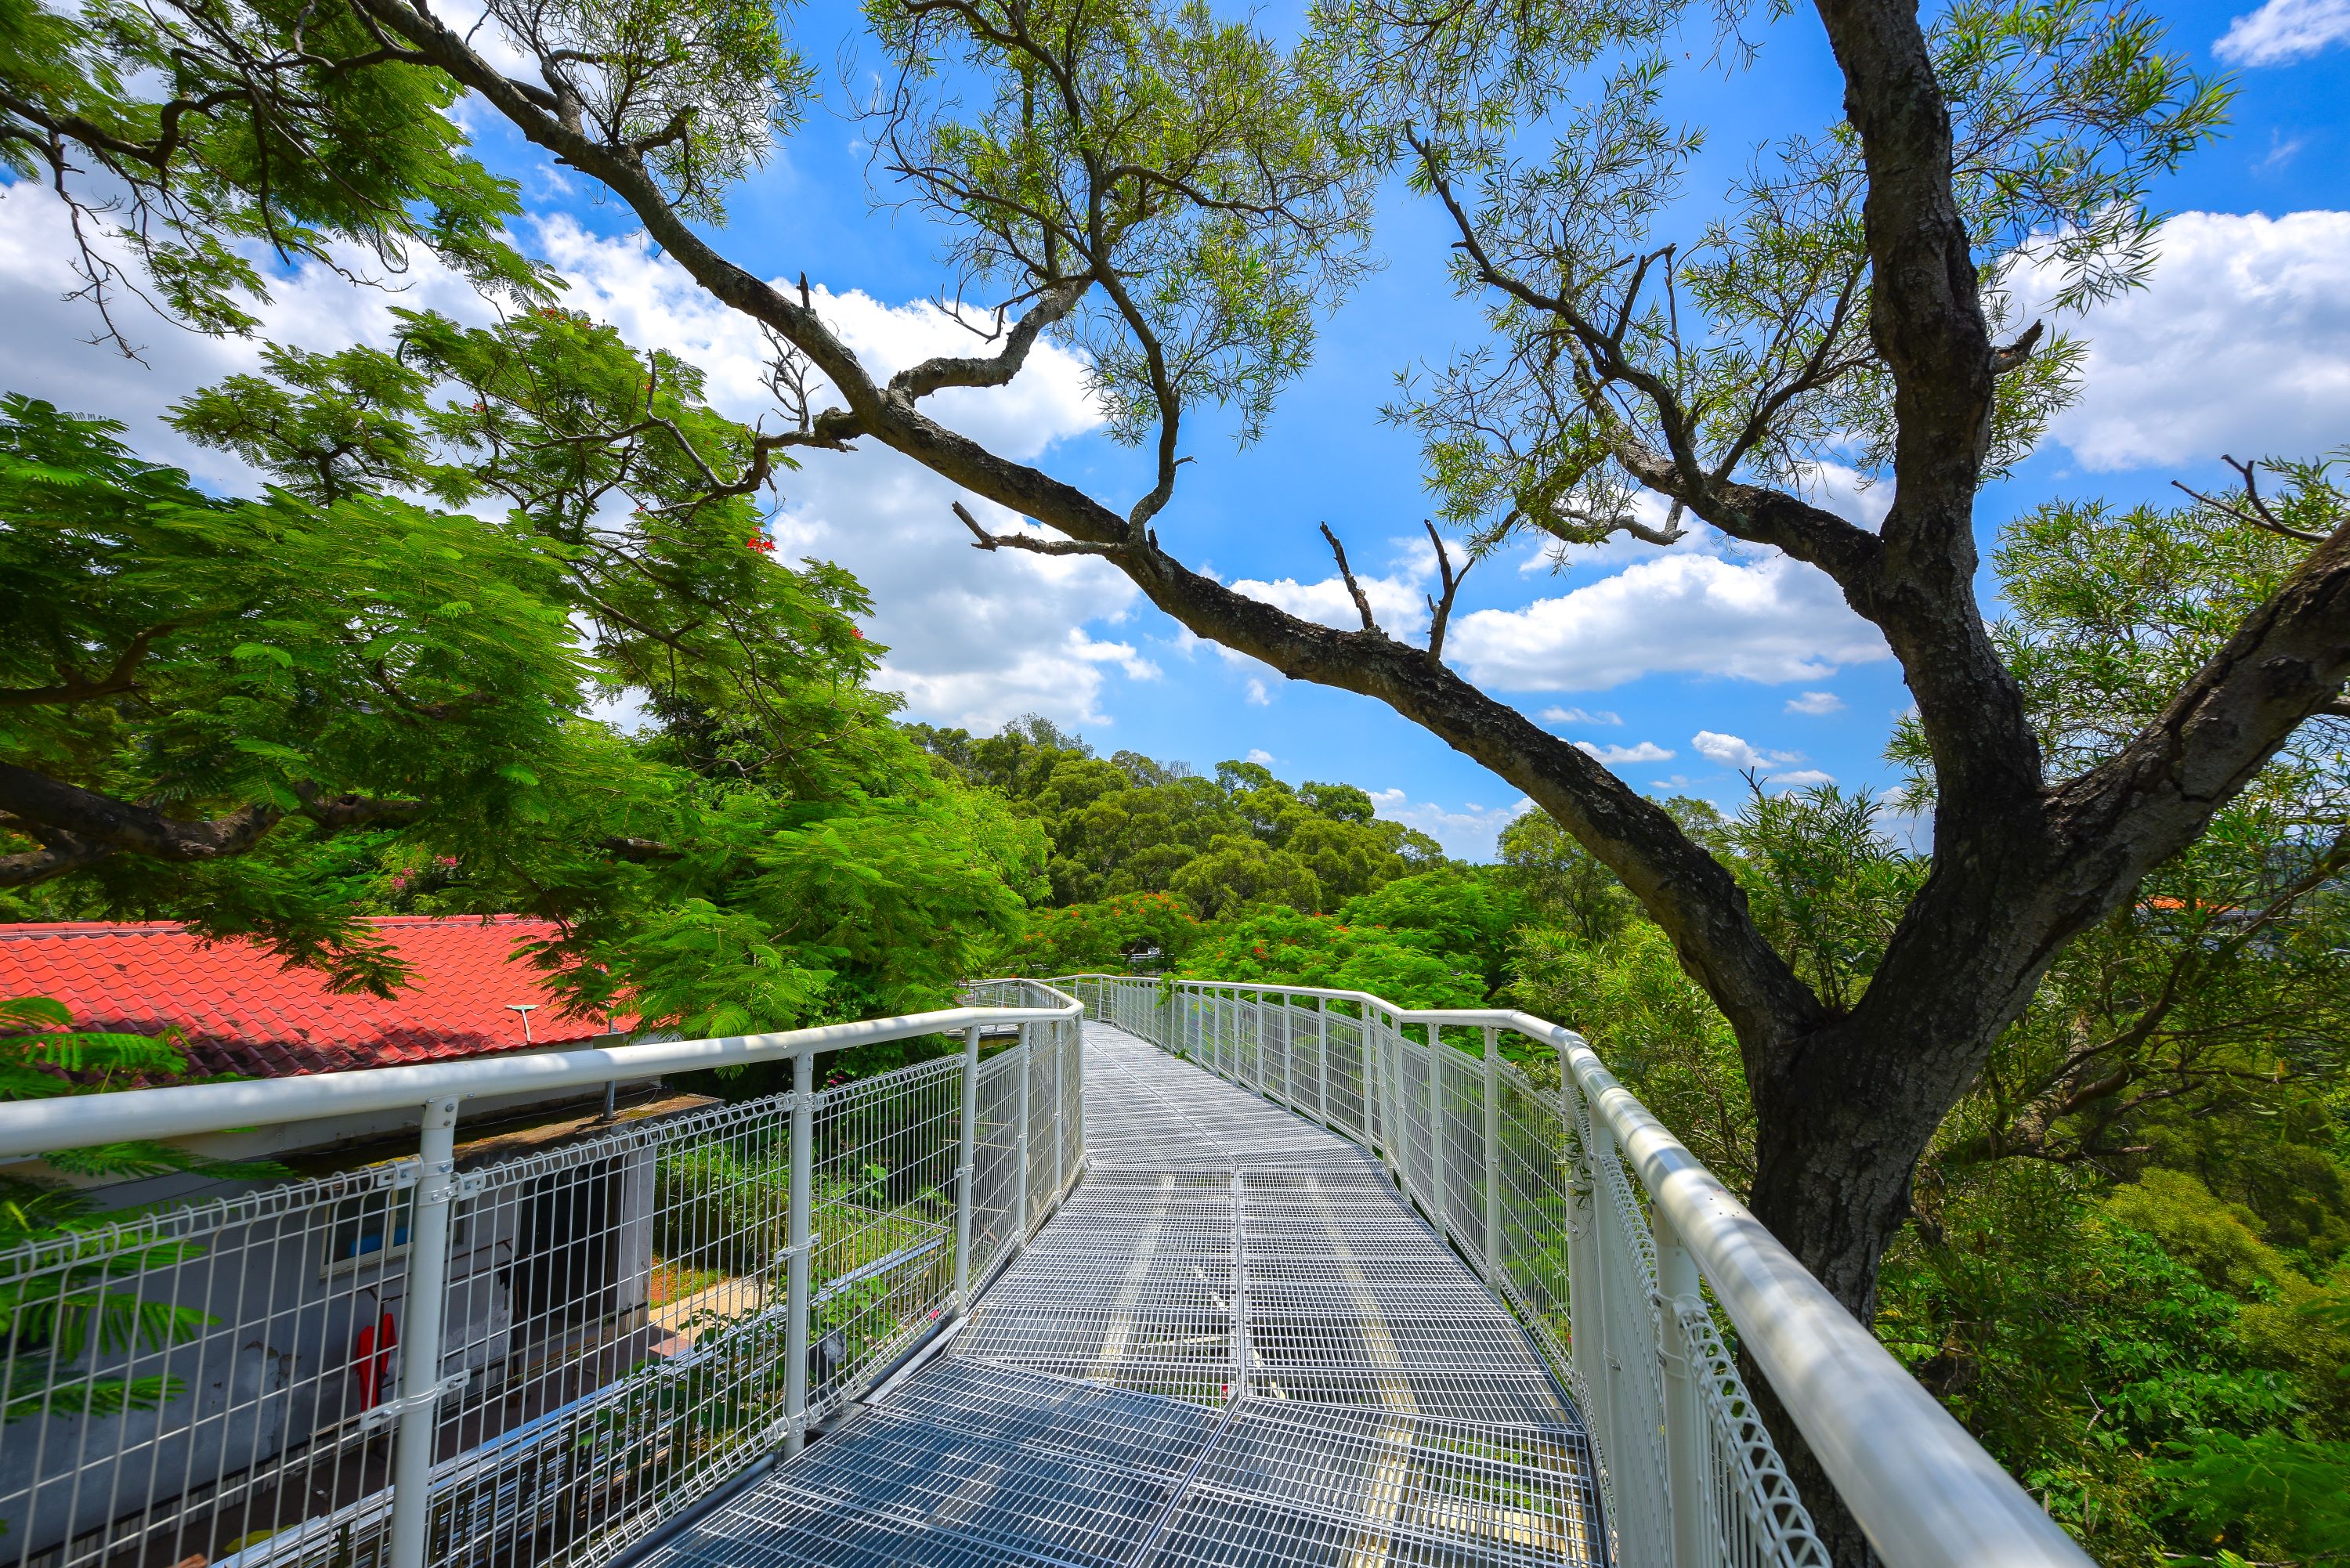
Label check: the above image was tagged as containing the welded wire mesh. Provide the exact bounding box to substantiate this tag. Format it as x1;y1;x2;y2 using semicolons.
1576;1111;1672;1568
1673;1303;1824;1568
0;1162;425;1568
0;988;1086;1568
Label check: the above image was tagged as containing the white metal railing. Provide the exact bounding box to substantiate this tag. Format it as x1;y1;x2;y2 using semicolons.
1059;974;2092;1568
1;971;2094;1568
0;983;1084;1568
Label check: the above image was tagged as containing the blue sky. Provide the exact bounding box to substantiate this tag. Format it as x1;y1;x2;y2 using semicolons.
2;0;2345;854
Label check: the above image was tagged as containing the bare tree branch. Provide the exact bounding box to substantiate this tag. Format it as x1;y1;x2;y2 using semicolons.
0;761;422;887
954;500;1122;557
0;623;181;708
1423;520;1473;663
2174;454;2330;544
1319;522;1378;631
1991;320;2045;374
889;279;1087;401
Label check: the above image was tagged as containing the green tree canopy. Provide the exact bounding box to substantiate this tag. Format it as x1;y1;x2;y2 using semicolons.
0;381;1042;1036
1177;905;1487;1009
910;718;1444;912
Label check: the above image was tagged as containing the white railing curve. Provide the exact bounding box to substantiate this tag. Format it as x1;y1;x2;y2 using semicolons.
1054;973;2091;1568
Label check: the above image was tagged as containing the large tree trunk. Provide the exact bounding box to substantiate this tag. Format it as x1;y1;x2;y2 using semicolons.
1739;1015;1987;1567
1747;1028;1947;1325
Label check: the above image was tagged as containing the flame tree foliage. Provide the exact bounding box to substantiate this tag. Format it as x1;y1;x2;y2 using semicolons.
0;313;1044;1050
0;996;288;1428
8;0;2350;1548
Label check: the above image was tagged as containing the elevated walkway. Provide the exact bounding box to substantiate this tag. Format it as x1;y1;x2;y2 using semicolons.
638;1021;1604;1568
0;977;2096;1568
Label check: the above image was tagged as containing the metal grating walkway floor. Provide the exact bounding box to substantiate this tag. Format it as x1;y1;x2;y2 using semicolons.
638;1022;1605;1568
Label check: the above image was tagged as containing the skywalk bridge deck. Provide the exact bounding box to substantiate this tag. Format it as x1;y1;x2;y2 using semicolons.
638;1022;1603;1568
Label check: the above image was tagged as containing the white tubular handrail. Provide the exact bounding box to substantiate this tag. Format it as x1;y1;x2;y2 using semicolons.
1462;1010;2088;1568
1052;975;2090;1568
0;984;1084;1568
0;1001;1077;1162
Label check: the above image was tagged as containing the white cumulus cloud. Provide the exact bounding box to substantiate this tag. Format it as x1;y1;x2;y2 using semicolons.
1785;691;1846;715
1447;547;1889;692
1691;731;1805;771
1227;557;1429;638
1542;706;1622;726
1574;740;1676;765
2215;0;2350;63
1368;789;1536;862
2018;210;2350;471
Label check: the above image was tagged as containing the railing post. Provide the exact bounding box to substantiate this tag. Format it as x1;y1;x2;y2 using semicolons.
1482;1025;1502;1282
953;1023;982;1309
387;1096;460;1568
1072;1010;1086;1175
1317;996;1330;1125
1366;1010;1387;1173
1655;1209;1710;1568
1376;1011;1405;1190
1558;1041;1608;1470
1052;1017;1068;1201
1278;993;1293;1110
783;1050;815;1458
1013;1019;1032;1243
1253;988;1267;1096
1232;988;1243;1080
1427;1023;1447;1235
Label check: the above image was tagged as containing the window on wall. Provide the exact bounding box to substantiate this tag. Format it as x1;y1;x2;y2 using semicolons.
323;1190;412;1275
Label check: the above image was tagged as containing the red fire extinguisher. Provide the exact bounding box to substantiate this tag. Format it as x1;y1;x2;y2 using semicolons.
374;1309;397;1401
352;1308;396;1408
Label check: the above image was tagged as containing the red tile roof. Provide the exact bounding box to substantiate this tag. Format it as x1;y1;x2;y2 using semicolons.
0;917;614;1078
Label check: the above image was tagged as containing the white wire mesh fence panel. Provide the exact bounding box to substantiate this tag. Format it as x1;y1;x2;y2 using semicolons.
1;1165;428;1568
966;1046;1024;1292
2;988;1083;1568
1578;1111;1673;1568
1675;1302;1824;1568
1492;1068;1574;1374
1058;975;1828;1568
